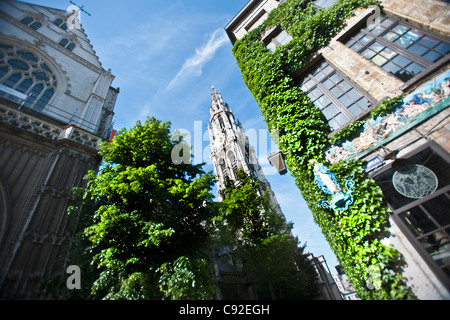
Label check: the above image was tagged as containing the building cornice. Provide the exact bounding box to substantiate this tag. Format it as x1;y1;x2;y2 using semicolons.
0;10;107;76
0;103;103;150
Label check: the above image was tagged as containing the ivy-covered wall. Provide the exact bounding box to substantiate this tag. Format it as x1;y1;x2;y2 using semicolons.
231;0;416;299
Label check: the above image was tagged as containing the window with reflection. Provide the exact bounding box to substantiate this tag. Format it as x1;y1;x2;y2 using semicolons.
267;30;293;52
373;144;450;286
0;44;57;112
314;0;337;9
298;60;374;132
344;16;450;83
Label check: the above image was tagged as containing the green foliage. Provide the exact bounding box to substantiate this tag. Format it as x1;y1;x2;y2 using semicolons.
50;117;321;300
232;0;415;299
58;117;217;300
157;256;216;300
217;168;320;300
239;236;320;300
328;120;365;146
219;169;273;244
369;95;405;119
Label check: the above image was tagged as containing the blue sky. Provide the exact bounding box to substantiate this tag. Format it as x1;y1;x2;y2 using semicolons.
26;0;339;270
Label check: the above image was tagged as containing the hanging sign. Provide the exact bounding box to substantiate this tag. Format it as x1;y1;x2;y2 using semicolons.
392;164;438;199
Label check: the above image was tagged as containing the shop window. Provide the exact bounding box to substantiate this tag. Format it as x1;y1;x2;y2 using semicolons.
373;143;450;288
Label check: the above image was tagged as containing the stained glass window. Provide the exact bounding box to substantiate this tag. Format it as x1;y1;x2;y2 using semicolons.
0;44;57;112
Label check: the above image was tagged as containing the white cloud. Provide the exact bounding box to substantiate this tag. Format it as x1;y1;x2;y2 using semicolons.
166;28;228;91
137;101;152;121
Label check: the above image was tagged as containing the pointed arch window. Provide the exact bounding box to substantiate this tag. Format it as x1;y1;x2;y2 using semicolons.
0;44;57;112
219;158;229;180
218;115;225;129
228;151;238;178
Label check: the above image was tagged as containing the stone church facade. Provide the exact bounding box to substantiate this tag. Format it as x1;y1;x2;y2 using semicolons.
0;1;118;298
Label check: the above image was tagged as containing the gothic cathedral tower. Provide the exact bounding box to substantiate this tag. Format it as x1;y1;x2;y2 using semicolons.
208;87;282;216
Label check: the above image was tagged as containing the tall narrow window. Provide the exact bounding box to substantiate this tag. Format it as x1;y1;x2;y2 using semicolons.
219;158;228;180
344;16;450;83
298;60;374;132
0;44;57;112
228;151;238;178
218;115;225;129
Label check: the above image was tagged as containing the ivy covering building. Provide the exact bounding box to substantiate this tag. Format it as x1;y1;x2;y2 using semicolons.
225;0;450;299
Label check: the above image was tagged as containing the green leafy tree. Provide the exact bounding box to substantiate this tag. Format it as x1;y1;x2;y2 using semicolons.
216;169;320;299
56;117;217;300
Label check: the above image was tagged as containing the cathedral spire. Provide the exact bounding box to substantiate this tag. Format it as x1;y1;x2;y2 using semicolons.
207;88;284;216
211;85;226;111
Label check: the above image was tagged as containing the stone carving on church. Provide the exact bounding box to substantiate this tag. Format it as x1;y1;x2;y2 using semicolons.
326;71;450;164
23;229;71;246
0;105;101;149
0;105;62;140
70;128;101;149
